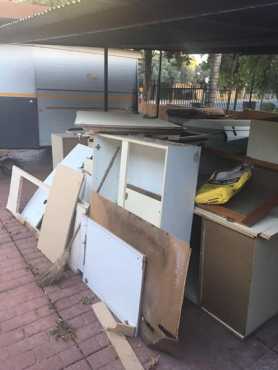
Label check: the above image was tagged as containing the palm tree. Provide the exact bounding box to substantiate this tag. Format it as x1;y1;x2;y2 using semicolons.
207;54;222;107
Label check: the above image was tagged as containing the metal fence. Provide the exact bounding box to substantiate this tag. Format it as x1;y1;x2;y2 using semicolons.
145;84;274;111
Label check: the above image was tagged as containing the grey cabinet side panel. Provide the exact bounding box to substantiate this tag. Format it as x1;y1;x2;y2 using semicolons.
201;220;254;336
247;236;278;335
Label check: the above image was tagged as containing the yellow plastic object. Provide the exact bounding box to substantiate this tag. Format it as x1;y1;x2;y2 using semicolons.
195;169;252;205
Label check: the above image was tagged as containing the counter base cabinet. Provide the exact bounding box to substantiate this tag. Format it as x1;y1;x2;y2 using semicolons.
201;219;278;337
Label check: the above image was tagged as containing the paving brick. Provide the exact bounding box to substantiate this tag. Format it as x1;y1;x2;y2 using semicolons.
15;237;37;249
99;359;125;370
57;274;83;289
5;350;36;370
48;284;89;303
68;310;98;331
6;338;31;357
0;235;12;245
31;355;64;370
87;346;118;369
11;230;35;242
0;329;25;348
74;321;103;344
0;268;33;283
55;290;95;311
0;274;36;294
59;302;92;321
79;332;110;357
59;346;83;368
1;310;39;332
24;314;57;337
65;359;91;370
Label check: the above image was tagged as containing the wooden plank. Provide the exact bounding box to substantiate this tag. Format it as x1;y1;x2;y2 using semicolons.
228;110;278;122
37;165;84;263
194;207;258;238
199;197;278;227
83;217;145;331
240;196;278;226
93;302;144;370
199;204;245;223
90;192;191;344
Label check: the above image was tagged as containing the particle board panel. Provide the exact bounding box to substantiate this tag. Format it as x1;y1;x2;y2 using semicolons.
93;302;144;370
90;192;191;342
83;217;145;330
37;165;84;263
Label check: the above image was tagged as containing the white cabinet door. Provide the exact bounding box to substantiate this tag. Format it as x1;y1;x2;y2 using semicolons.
83;217;145;331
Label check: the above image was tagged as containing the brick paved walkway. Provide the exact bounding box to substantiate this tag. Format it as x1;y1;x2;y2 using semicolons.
0;209;157;370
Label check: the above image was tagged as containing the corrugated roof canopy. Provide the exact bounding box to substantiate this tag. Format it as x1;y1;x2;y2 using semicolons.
0;0;278;53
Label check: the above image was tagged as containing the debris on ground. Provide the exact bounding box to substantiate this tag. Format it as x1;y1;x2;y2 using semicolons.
49;318;77;342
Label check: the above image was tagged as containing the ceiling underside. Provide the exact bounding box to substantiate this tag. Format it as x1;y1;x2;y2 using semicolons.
0;0;278;53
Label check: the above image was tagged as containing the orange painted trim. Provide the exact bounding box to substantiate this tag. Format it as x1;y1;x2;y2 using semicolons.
0;92;36;98
37;93;133;101
0;91;133;102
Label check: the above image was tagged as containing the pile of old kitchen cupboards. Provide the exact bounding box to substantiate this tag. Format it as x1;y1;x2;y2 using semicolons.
7;109;278;365
6;111;203;364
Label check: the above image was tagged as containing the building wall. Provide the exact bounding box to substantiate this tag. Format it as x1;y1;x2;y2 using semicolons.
0;45;138;148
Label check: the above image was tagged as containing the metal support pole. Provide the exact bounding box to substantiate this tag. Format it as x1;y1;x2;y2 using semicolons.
156;50;162;118
104;47;109;112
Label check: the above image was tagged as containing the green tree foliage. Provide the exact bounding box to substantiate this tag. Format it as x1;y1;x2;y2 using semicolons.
219;54;278;100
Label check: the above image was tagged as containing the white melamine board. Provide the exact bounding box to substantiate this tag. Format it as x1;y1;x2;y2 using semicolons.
75;110;177;129
6;166;49;221
21;144;93;228
127;143;166;195
161;145;201;242
117;141;129;207
83;217;145;330
124;188;161;227
195;206;278;240
247;120;278;164
69;202;89;273
92;136;121;202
